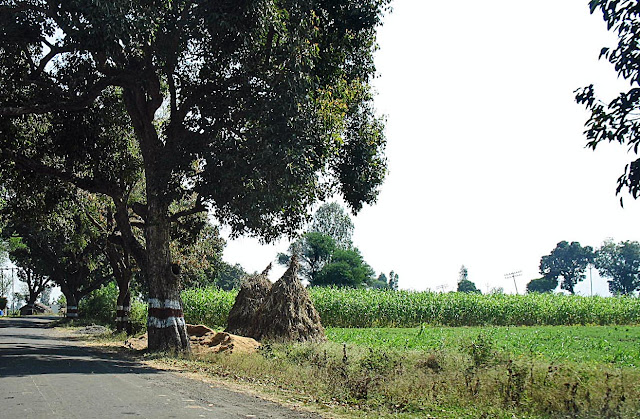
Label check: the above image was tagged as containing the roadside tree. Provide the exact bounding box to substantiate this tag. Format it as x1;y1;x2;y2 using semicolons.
576;1;640;204
1;0;389;352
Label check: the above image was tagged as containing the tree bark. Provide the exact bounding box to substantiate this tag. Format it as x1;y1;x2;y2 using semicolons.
63;290;79;319
145;201;190;352
116;285;132;334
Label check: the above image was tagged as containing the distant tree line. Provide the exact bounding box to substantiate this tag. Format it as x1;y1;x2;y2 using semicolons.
527;240;640;296
278;203;398;289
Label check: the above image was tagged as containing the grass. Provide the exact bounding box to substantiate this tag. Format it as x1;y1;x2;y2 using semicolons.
327;325;640;368
71;322;640;418
148;327;640;418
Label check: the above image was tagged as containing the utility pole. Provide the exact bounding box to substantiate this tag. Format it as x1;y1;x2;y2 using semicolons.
504;270;522;295
589;264;593;296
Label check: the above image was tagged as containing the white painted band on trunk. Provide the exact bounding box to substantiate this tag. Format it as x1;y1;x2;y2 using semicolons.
148;316;185;329
148;299;181;309
67;306;78;310
117;305;123;310
116;317;130;322
117;306;131;311
67;313;78;318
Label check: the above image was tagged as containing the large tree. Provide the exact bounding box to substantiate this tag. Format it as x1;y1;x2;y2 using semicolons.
595;239;640;295
309;202;355;249
539;241;594;294
0;0;390;351
313;247;375;287
278;232;337;283
576;1;640;204
8;237;52;312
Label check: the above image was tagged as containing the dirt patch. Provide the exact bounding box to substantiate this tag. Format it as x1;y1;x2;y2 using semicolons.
125;324;260;355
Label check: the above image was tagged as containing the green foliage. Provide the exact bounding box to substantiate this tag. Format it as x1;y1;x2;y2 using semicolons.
181;287;238;329
315;248;375;287
0;296;7;309
79;282;147;334
387;270;399;290
0;0;390;239
526;277;557;293
539;241;594;294
457;279;481;294
179;287;640;329
577;1;640;203
279;232;337;283
368;273;389;289
309;202;355;249
595;239;640;295
327;325;640;368
212;262;248;291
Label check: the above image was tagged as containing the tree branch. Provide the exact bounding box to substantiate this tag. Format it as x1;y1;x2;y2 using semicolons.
169;198;206;222
0;77;114;116
0;149;121;198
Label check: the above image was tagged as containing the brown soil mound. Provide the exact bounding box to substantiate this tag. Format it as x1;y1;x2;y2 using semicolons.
250;255;326;343
225;264;273;337
124;324;260;355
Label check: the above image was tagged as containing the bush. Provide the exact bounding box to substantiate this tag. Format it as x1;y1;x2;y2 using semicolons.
79;282;147;334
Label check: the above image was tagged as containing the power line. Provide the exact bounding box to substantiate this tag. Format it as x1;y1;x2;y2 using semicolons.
504;270;522;294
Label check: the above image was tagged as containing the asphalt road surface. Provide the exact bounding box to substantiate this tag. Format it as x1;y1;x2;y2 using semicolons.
0;316;320;419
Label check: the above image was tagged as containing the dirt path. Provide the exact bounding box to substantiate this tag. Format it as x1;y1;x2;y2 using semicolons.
0;316;321;418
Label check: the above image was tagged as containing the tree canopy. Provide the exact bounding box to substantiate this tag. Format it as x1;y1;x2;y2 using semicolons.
0;0;390;351
314;248;375;287
576;1;640;204
526;277;557;294
539;241;594;294
309;202;355;249
595;239;640;295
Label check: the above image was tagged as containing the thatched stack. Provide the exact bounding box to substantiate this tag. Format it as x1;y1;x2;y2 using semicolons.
249;255;326;343
225;264;273;337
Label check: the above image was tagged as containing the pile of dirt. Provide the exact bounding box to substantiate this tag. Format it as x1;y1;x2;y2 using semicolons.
250;255;326;343
125;324;260;355
225;264;273;337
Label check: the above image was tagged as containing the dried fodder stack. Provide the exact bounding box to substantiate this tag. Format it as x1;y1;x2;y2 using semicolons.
225;263;273;337
250;255;326;343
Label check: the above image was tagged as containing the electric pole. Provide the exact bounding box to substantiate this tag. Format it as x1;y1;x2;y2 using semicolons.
504;270;522;294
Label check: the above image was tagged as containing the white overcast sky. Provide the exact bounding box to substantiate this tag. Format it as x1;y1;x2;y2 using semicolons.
225;1;640;296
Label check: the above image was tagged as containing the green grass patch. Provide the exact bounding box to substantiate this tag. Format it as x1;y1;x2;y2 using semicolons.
326;325;640;368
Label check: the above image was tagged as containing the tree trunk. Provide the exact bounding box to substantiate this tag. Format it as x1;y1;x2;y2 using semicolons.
64;292;79;319
145;202;190;352
116;283;132;334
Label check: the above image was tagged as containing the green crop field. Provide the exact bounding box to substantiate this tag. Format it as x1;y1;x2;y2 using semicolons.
181;287;640;328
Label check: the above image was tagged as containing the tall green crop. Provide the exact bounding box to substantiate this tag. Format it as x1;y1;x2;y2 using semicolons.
179;287;640;329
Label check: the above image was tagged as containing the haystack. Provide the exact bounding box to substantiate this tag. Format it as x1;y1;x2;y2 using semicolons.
249;255;326;342
225;263;273;337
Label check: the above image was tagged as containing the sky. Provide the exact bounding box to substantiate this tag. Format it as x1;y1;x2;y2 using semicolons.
223;0;640;296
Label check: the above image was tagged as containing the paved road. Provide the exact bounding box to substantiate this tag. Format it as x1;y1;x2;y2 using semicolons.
0;317;320;419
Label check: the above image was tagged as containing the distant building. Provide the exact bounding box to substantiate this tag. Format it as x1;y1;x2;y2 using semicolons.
19;303;52;316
